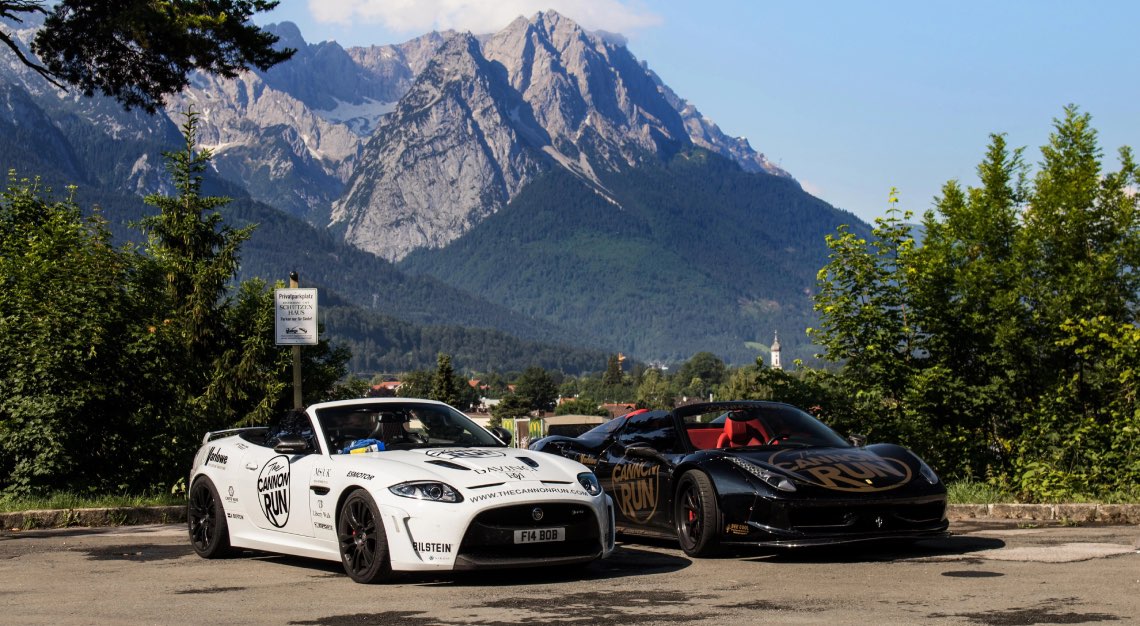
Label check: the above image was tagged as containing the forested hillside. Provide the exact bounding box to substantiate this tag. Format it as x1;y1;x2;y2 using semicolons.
400;149;867;364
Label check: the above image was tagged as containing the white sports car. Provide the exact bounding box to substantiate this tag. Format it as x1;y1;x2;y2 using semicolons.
187;398;615;583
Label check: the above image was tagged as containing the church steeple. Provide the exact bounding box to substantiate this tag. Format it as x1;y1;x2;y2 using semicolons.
770;331;782;370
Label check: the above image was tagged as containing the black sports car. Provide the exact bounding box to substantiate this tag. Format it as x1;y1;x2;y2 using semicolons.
529;401;948;556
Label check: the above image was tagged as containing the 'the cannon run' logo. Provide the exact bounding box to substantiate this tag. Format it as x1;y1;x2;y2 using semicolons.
612;461;660;523
258;455;291;527
767;450;911;492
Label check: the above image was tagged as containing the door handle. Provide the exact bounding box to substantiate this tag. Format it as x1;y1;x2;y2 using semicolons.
245;462;258;470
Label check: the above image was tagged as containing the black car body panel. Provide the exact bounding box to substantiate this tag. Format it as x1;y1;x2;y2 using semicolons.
530;401;949;552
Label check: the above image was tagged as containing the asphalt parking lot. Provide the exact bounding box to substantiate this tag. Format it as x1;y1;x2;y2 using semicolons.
1;520;1137;625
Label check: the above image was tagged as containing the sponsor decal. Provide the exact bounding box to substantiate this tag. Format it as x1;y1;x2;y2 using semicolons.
575;453;598;467
346;471;374;481
611;461;660;523
314;522;334;531
725;523;749;536
314;467;331;479
224;485;239;505
767;450;912;492
257;455;291;528
234;442;249;450
473;465;536;481
467;486;587;503
204;446;228;468
226;511;244;520
425;449;505;459
413;541;453;554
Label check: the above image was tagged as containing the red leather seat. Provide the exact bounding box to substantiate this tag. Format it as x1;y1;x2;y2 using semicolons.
716;419;769;448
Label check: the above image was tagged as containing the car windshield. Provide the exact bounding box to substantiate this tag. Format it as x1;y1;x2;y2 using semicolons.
575;417;624;444
316;402;503;453
682;403;849;450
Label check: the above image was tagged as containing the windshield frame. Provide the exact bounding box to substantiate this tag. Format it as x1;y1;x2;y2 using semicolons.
314;400;504;453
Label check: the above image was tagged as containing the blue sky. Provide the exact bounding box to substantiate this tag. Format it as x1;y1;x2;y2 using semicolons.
258;1;1139;224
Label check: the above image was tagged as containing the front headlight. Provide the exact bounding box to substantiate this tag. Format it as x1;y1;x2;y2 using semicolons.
916;457;940;485
577;472;602;496
389;481;464;503
728;457;797;492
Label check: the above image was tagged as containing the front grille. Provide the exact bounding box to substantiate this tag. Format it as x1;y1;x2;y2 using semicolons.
457;503;600;563
785;499;946;533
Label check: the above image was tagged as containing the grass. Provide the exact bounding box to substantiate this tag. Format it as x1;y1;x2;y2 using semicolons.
946;480;1013;505
0;491;185;513
945;480;1140;505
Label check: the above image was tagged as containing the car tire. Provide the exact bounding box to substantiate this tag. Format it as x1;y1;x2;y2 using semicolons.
188;477;234;558
674;470;721;557
338;490;392;583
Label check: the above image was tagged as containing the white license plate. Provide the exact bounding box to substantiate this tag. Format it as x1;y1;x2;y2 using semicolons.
513;528;565;544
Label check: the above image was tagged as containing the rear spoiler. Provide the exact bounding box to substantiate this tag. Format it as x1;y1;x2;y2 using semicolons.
202;426;269;444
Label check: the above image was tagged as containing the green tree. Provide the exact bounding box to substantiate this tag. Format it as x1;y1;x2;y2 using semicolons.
602;354;624;386
491;393;531;428
397;370;433;400
635;368;674;410
2;0;293;112
514;366;558;412
0;176;141;494
675;352;727;399
430;353;478;410
554;397;609;416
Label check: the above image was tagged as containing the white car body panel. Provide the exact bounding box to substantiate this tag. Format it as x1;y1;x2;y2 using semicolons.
189;398;615;573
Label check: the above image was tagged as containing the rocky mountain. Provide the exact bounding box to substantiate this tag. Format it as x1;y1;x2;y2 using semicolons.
330;11;789;261
1;11;863;367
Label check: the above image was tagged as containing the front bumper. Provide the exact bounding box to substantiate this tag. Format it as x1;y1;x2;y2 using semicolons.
720;492;949;548
378;492;614;572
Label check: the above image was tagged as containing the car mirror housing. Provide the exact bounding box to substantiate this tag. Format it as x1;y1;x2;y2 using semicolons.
490;426;513;446
625;443;668;463
847;433;867;447
273;435;312;454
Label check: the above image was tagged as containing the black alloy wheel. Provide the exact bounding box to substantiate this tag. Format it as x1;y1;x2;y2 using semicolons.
337;490;392;583
188;478;233;558
674;470;722;557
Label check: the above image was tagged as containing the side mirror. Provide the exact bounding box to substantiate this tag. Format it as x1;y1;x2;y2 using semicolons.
490;426;513;446
274;435;312;454
625;443;669;463
847;433;867;447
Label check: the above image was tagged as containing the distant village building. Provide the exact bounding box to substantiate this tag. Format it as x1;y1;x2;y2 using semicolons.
770;331;782;370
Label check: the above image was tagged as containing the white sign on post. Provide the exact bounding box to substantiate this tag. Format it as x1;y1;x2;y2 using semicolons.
275;288;319;345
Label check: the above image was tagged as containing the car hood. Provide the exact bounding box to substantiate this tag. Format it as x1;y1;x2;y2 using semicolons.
341;446;585;487
726;445;922;494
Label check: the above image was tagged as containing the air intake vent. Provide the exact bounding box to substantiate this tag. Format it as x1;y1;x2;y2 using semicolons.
518;456;540;468
426;459;470;471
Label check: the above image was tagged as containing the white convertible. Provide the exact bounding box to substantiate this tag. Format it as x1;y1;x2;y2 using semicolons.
187;398;615;583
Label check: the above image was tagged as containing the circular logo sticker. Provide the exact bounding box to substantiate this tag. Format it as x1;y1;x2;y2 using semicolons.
257;455;291;527
766;450;912;492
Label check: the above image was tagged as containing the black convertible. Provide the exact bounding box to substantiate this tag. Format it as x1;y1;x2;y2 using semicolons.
529;401;948;556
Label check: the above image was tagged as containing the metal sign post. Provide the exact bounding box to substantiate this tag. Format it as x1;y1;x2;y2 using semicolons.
275;272;318;409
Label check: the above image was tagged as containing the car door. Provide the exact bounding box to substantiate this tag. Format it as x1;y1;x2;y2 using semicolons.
598;410;682;533
235;411;320;538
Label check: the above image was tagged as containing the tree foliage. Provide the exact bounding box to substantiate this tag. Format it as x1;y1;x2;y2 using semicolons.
2;0;293;113
801;106;1140;500
0;111;350;496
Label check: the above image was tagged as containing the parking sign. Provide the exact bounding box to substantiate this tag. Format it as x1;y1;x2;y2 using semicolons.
275;288;318;345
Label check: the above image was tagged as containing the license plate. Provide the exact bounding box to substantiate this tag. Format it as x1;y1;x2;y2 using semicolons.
513;528;564;544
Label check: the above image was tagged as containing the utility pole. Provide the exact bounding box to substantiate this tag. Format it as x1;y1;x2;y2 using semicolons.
290;271;303;409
